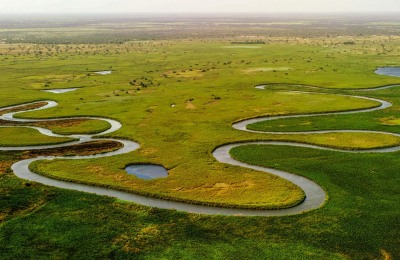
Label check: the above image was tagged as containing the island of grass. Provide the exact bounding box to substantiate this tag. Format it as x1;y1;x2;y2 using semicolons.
33;118;111;135
0;127;76;147
247;109;400;134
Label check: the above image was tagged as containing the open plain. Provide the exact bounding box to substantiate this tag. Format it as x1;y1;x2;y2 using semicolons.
0;14;399;259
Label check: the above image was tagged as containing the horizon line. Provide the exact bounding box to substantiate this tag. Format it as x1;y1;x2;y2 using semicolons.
1;11;400;15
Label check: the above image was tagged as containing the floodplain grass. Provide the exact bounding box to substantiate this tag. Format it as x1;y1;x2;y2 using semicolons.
229;145;400;259
18;87;390;209
0;150;398;259
0;38;398;208
23;87;383;209
0;127;76;146
246;101;400;134
0;33;400;258
29;158;306;210
1;41;387;208
0;171;345;260
28;130;400;208
34;118;111;135
272;132;400;150
248;111;400;135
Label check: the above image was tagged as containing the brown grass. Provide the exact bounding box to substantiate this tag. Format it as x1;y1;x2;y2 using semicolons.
33;118;89;128
0;161;12;175
21;140;123;159
0;102;48;116
185;101;196;110
381;249;392;260
379;117;400;126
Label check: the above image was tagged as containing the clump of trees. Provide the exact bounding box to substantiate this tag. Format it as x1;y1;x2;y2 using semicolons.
129;77;153;88
231;40;266;45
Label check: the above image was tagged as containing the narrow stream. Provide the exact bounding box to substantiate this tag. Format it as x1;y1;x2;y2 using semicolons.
2;83;400;216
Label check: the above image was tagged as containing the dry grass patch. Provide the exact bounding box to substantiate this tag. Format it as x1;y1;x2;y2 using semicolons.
0;161;12;175
0;102;47;116
379;117;400;125
185;101;196;110
243;67;291;74
381;249;392;260
283;132;400;150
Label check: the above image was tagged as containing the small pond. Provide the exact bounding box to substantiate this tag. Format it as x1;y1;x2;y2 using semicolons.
125;164;168;180
95;70;112;75
255;85;266;90
375;67;400;77
42;88;78;94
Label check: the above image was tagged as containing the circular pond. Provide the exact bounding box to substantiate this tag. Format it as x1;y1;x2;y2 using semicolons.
125;164;168;180
375;67;400;77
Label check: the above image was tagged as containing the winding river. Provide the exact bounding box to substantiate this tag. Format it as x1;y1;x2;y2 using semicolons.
1;84;400;216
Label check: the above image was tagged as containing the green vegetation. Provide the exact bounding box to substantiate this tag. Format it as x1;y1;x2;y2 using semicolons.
1;15;400;258
0;168;345;259
230;144;400;259
29;157;306;209
0;127;75;146
274;132;400;150
19;87;381;209
2;38;392;208
1;146;398;258
36;119;111;135
247;106;400;134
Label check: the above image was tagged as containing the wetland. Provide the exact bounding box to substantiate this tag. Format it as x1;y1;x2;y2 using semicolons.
0;13;399;259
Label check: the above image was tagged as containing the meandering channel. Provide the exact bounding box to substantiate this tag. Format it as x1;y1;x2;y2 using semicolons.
2;84;400;216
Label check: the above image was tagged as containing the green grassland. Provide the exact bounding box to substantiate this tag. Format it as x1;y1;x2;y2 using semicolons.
229;145;400;259
0;167;348;259
0;127;76;146
36;119;111;135
1;34;400;258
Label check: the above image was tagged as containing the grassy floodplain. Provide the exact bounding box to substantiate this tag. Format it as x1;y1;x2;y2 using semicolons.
1;40;392;209
35;118;111;135
0;127;76;146
1;15;400;258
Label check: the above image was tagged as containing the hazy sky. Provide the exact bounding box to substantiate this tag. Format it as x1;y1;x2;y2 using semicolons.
0;0;399;14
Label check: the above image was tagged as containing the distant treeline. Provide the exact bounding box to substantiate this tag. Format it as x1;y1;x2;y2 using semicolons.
231;40;266;45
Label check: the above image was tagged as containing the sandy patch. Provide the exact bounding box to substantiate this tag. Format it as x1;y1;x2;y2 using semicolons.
186;101;196;110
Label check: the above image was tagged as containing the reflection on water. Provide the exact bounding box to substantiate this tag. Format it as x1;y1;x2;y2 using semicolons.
42;88;77;94
125;164;168;180
95;70;112;75
375;67;400;77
